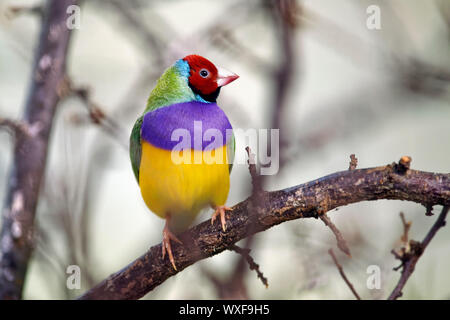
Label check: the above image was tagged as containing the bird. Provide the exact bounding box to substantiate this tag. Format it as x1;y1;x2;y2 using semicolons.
130;54;239;270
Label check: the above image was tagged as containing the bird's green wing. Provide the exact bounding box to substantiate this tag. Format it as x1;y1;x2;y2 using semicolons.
130;116;143;183
227;130;236;173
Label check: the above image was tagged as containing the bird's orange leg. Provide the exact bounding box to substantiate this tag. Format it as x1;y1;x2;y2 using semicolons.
211;205;233;232
162;213;182;270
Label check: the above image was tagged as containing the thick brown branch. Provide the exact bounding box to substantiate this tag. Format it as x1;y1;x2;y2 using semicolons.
78;161;450;300
0;0;77;299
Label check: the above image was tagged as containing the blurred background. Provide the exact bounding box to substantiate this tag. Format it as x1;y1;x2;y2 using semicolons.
0;0;449;299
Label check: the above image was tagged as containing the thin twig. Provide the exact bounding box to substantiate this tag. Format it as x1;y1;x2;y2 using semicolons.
107;0;165;65
245;146;263;195
320;214;351;257
64;79;129;149
388;206;449;300
230;245;268;288
391;212;412;270
349;154;358;170
399;212;411;245
328;249;361;300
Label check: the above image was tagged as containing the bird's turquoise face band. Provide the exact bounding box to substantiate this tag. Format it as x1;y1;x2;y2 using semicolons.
175;59;190;80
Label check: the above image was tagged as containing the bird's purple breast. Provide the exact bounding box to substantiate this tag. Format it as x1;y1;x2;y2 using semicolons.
141;101;233;151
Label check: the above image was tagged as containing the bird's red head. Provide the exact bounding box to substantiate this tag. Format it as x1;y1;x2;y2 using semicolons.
183;55;239;102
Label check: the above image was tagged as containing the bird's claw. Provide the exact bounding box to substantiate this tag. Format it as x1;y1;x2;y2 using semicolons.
162;226;182;270
211;205;232;232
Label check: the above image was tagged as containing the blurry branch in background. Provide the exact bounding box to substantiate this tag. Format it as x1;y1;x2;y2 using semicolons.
267;0;299;167
397;58;450;97
61;78;129;149
79;157;450;299
107;0;166;65
35;103;118;298
300;3;450;92
0;0;78;300
210;29;273;76
111;71;160;120
39;167;97;297
368;1;450;96
438;0;450;39
280;2;450;168
202;264;249;299
328;248;361;300
0;118;29;138
388;206;449;300
6;4;44;17
205;1;274;76
35;172;97;299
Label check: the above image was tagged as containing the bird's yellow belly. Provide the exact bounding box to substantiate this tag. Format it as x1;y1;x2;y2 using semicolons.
139;141;230;229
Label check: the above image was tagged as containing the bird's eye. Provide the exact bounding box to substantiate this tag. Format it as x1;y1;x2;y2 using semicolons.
199;69;209;78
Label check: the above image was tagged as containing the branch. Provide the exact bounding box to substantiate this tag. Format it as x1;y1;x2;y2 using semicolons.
229;245;268;288
320;213;351;257
6;4;44;17
348;154;358;170
268;0;299;165
399;212;411;247
328;249;361;300
107;0;166;65
64;79;129;149
245;146;262;195
0;117;36;138
78;158;450;300
0;0;77;299
388;206;449;300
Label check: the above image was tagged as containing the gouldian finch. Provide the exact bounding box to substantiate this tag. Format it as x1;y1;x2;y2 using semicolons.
130;55;239;269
